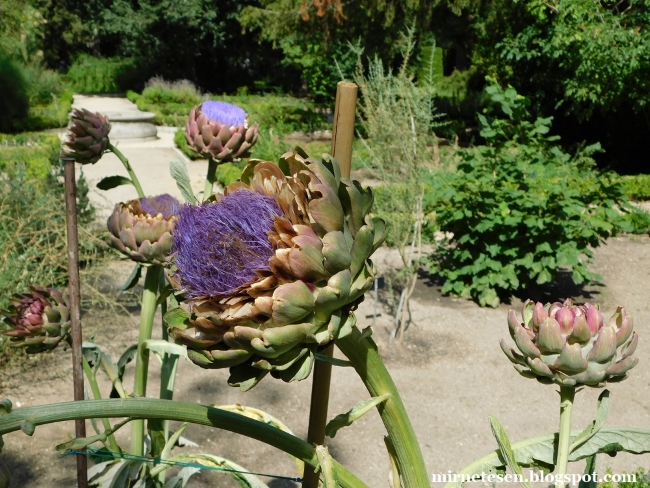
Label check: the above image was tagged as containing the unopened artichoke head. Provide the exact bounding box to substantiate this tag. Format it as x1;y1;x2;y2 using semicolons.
107;194;180;265
185;100;259;161
1;286;70;353
166;149;387;390
62;108;111;164
501;299;638;387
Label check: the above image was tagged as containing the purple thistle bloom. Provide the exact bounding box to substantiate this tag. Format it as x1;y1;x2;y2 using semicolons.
201;101;247;127
140;194;180;219
173;190;281;297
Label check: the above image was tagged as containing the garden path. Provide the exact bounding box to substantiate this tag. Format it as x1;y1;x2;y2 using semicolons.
68;94;208;219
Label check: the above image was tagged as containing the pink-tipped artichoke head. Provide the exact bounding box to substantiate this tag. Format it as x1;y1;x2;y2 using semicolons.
185;101;259;161
62;108;111;164
1;286;70;353
166;148;387;390
107;194;180;265
501;299;638;387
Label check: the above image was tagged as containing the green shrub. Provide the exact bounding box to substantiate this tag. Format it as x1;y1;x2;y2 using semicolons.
141;77;202;106
621;174;650;201
216;162;246;188
0;52;29;132
620;206;650;235
599;468;650;488
65;54;148;93
23;64;65;105
13;90;73;131
0;133;61;181
426;82;626;307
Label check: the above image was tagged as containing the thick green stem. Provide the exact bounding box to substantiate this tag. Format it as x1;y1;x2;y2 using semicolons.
82;357;121;453
0;399;368;488
336;327;428;487
108;143;145;199
556;386;576;487
130;264;162;455
203;158;218;199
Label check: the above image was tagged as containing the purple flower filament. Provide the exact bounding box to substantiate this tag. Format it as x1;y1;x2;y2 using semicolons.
173;190;281;297
201;101;247;127
140;194;181;219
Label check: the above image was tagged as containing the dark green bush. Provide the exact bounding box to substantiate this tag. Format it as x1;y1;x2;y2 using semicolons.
65;54;149;93
620;207;650;235
426;83;626;307
621;174;650;201
13;90;73;131
24;64;65;105
0;52;29;132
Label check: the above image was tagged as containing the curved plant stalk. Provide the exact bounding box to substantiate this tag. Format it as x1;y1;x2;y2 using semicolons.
556;386;576;487
0;398;368;488
203;157;218;199
131;264;163;455
107;143;145;199
336;326;428;487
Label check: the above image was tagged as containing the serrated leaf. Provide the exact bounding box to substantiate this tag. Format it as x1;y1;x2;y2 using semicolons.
164;307;191;330
326;394;390;438
570;390;610;453
488;416;531;488
446;428;650;488
97;175;133;191
170;159;198;204
120;263;142;291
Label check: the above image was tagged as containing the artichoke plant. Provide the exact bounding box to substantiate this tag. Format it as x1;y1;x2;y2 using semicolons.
107;194;180;265
62;108;111;164
501;299;638;387
1;286;70;353
185;101;259;161
167;149;387;390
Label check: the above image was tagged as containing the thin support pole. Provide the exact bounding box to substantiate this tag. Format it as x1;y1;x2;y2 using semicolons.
302;81;358;488
62;158;88;488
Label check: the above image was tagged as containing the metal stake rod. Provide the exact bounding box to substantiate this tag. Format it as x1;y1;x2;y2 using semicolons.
302;81;358;488
62;157;88;488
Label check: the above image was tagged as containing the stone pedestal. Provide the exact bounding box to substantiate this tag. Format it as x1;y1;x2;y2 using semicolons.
102;111;158;142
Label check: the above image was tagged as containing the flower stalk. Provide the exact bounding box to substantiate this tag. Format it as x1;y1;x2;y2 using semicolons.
555;386;576;486
203;157;218;199
336;326;428;487
0;399;369;488
108;143;145;199
130;264;162;455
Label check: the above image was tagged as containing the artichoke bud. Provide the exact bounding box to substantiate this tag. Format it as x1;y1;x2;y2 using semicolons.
166;148;386;390
184;101;259;161
107;194;180;265
501;298;639;387
62;109;111;164
1;286;70;353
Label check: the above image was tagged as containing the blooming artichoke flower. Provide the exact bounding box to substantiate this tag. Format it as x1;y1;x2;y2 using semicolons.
62;108;111;164
185;100;259;161
107;194;180;264
166;149;387;390
501;299;638;387
1;286;70;353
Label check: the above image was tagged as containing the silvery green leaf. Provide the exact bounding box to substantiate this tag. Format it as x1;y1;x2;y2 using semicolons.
488;415;531;488
569;390;610;453
120;263;142;291
578;455;598;488
315;353;352;367
164;453;269;488
170;159;198;204
316;445;336;488
163;467;200;488
143;340;188;361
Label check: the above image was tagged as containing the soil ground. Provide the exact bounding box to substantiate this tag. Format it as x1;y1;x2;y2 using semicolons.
1;96;648;487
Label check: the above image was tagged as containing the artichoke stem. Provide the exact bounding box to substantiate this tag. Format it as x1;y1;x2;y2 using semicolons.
108;143;145;199
130;264;162;456
555;385;576;487
82;356;121;453
203;158;218;199
336;326;428;487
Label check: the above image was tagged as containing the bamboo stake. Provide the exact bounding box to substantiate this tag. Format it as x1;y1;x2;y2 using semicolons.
302;81;358;488
62;158;88;488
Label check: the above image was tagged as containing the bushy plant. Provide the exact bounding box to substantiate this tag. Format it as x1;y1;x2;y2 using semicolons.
0;52;29;132
13;90;73;132
427;82;626;307
141;77;202;105
0;133;60;181
621;174;650;201
23;63;65;105
65;54;148;93
621;207;650;235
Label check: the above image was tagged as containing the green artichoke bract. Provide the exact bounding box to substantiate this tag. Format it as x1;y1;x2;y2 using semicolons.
501;299;638;387
166;148;387;390
107;194;180;265
62;108;111;164
185;101;259;161
1;286;70;353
